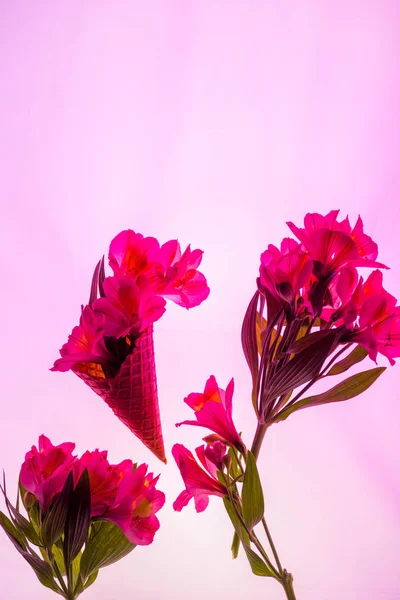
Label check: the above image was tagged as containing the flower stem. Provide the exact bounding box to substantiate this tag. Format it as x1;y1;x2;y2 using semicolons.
251;422;268;460
261;517;283;575
250;421;297;600
281;571;297;600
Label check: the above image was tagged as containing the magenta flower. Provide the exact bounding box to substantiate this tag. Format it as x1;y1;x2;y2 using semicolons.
92;275;166;338
51;305;115;373
19;435;77;510
172;444;227;512
176;375;245;453
74;450;134;517
105;463;165;545
151;240;210;308
259;238;313;304
108;229;160;279
348;271;400;364
287;210;386;278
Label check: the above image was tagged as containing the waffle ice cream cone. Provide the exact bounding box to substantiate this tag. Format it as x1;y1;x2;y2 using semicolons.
74;325;166;463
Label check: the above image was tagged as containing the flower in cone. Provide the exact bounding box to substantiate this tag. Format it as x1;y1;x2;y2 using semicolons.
52;229;210;463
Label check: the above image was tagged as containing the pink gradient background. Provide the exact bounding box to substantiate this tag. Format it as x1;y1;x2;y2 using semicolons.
1;1;400;598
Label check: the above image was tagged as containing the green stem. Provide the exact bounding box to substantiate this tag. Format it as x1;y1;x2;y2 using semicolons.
281;571;297;600
48;552;69;597
261;517;283;575
251;422;268;460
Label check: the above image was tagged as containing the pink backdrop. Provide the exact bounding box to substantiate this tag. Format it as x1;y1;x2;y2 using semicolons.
1;1;400;598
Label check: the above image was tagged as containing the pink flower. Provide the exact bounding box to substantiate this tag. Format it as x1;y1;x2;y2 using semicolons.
108;230;160;279
93;275;166;338
320;265;360;326
259;238;313;304
172;444;227;512
152;240;210;308
51;305;115;373
287;210;386;278
19;435;77;510
348;271;400;364
105;463;165;545
74;450;134;517
176;376;245;453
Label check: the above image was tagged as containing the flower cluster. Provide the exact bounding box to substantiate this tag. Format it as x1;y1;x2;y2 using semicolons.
0;435;165;600
51;230;210;462
21;435;165;545
257;210;399;364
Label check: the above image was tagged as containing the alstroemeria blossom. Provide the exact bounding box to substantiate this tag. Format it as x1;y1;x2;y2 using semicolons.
51;305;115;373
93;275;166;338
172;444;227;512
19;435;77;510
259;238;313;304
105;463;165;545
287;210;386;279
75;450;134;517
152;240;210;308
109;229;160;279
346;271;400;364
176;376;245;453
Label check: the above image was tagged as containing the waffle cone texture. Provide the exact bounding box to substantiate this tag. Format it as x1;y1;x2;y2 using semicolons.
75;325;166;463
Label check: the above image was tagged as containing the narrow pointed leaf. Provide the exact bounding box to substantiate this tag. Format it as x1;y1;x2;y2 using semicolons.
228;447;244;482
243;546;275;577
326;345;368;376
0;512;61;593
241;291;260;412
264;331;339;405
255;312;268;355
99;255;106;297
0;511;27;550
231;531;240;559
288;328;343;354
42;471;74;550
274;367;386;422
1;481;40;546
242;451;264;529
223;498;250;547
89;259;102;305
63;469;91;568
23;553;62;593
80;520;135;582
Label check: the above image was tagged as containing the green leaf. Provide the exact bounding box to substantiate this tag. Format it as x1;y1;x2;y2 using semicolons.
228;448;244;482
42;471;74;550
1;478;40;546
80;520;135;583
326;345;368;376
0;511;27;551
231;531;240;559
223;498;250;547
242;452;264;530
0;512;61;594
63;469;91;569
84;569;99;589
243;546;275;577
275;367;386;422
23;552;62;594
